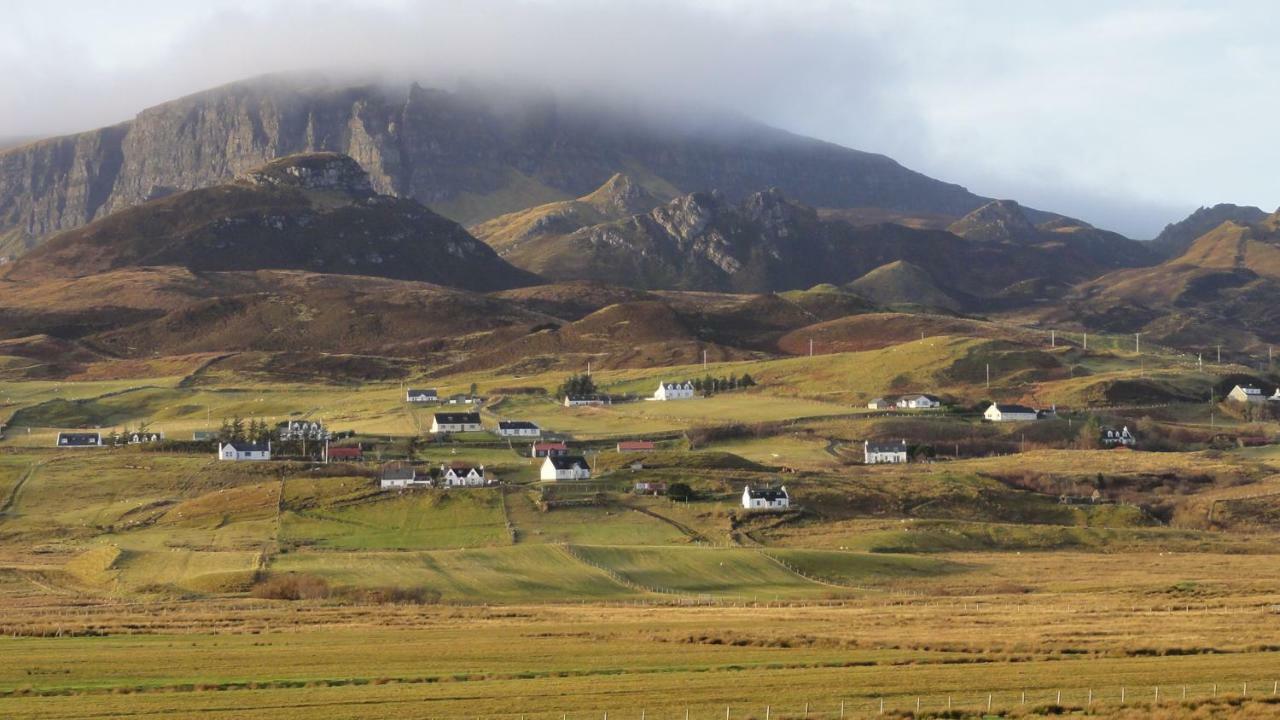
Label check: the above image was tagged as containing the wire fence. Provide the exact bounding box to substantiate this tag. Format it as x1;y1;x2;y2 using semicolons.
414;681;1280;720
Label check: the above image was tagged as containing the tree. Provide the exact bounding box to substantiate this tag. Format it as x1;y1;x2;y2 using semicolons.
1077;415;1102;450
218;418;232;442
469;382;478;398
740;373;756;388
668;482;694;501
702;374;716;397
230;416;246;443
556;373;597;398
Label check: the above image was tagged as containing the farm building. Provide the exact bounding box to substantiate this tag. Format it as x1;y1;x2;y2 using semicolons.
192;430;216;441
634;481;667;495
652;381;695;401
531;441;569;458
326;445;363;461
896;394;942;409
56;432;102;448
541;455;591;481
984;403;1039;422
496;420;541;438
564;395;608;407
617;440;655;452
442;463;487;487
445;394;478;405
405;388;438;403
1228;385;1266;404
431;412;483;433
1100;426;1136;447
741;486;789;511
217;442;271;461
866;397;894;410
864;439;908;464
380;464;424;490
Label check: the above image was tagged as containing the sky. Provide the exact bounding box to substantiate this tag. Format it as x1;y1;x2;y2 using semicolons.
3;0;1277;237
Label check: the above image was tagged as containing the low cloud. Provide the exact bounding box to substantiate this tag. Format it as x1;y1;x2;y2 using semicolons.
3;0;1277;236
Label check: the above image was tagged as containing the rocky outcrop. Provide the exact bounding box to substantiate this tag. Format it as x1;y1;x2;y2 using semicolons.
0;74;995;257
5;153;539;292
1150;203;1270;259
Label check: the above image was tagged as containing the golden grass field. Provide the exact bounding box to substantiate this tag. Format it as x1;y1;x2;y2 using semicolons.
4;340;1280;718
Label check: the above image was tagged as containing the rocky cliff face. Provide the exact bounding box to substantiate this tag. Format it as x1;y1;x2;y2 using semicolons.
0;74;994;257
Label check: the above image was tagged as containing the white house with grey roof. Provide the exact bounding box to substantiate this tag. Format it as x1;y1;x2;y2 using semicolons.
741;485;789;511
652;381;695;401
864;439;908;464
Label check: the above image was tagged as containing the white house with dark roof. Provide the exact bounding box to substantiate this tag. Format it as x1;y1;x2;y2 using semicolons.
431;412;483;433
896;394;942;410
741;485;789;510
441;463;487;487
541;455;591;481
405;388;438;403
1228;385;1266;404
864;439;908;464
496;420;541;438
984;403;1039;422
57;432;102;448
380;463;425;490
1100;426;1136;447
217;441;271;461
652;381;695;401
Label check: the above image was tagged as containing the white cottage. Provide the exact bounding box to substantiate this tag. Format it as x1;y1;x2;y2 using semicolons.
541;455;591;481
896;394;942;410
741;485;789;511
431;412;483;433
217;441;271;461
864;439;908;464
1228;385;1266;404
1100;426;1136;447
441;464;487;487
380;464;425;490
652;381;695;401
496;420;541;438
405;388;438;403
984;403;1039;422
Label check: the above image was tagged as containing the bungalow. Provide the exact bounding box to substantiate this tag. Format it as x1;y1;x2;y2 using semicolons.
445;394;478;405
541;455;591;481
496;420;541;438
634;481;668;495
327;445;363;461
217;441;271;461
441;463;487;487
896;394;942;410
984;403;1039;422
741;485;789;511
431;412;483;433
866;397;894;410
531;441;569;458
1228;385;1266;404
405;388;438;403
617;440;655;453
564;395;608;407
864;439;908;464
1100;426;1136;447
56;432;102;448
380;463;424;490
652;381;695;401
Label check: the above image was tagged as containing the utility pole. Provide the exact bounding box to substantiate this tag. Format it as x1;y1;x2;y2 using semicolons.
809;338;813;357
1217;345;1222;364
1198;353;1202;371
587;360;592;377
1135;333;1140;354
985;363;990;389
1050;329;1055;347
702;350;708;369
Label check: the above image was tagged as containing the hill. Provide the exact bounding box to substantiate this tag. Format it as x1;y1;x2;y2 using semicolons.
1149;203;1270;258
481;188;1153;297
846;261;964;311
0;74;1001;256
5;153;538;291
1044;210;1280;349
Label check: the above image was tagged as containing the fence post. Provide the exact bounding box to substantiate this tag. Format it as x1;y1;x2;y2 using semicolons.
1088;689;1092;706
879;698;884;715
1056;690;1061;705
1155;687;1159;703
1121;687;1125;703
987;694;992;712
765;706;769;720
839;701;844;719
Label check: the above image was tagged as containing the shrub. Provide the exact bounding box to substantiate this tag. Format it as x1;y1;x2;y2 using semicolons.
250;574;330;601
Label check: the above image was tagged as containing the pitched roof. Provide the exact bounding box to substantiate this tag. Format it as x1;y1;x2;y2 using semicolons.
445;463;483;475
533;441;568;450
865;439;908;453
991;403;1036;414
498;420;539;430
433;412;481;424
745;486;788;501
546;455;590;470
327;446;362;457
222;442;269;452
381;464;416;481
57;432;101;445
407;388;437;395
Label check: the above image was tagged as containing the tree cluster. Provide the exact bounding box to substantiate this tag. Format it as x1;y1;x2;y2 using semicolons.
557;373;598;398
218;416;273;444
693;373;756;396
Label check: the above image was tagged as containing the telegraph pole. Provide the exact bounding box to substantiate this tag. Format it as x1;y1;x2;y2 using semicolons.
1050;330;1055;347
1135;333;1140;354
809;338;813;357
985;363;990;389
1217;345;1221;364
1083;332;1087;351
